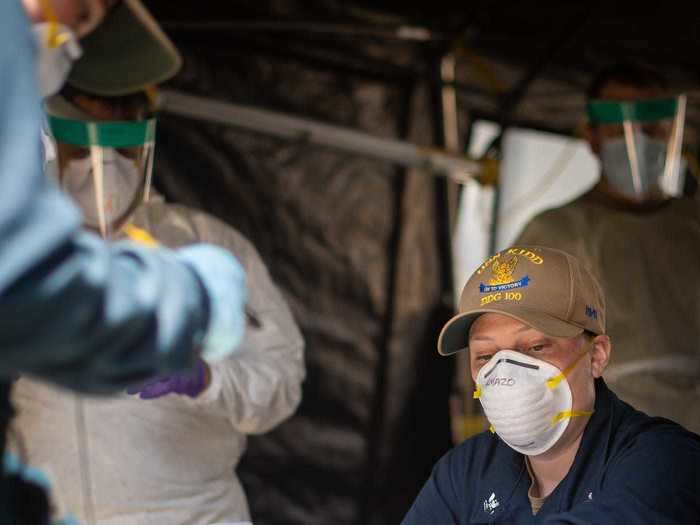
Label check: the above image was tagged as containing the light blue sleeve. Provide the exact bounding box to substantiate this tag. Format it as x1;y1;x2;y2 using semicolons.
0;2;209;394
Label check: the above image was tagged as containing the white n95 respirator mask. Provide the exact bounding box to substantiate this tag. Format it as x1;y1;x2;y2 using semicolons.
600;133;668;197
61;148;144;230
32;0;105;97
33;22;82;98
474;349;592;456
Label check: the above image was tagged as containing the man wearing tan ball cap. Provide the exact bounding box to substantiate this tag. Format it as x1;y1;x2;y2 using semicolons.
438;245;605;357
402;245;700;524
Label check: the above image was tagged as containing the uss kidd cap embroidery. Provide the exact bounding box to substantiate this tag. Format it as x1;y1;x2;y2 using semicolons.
438;246;606;355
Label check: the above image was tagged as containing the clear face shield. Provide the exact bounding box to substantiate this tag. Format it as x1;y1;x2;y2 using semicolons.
48;115;156;239
587;96;687;201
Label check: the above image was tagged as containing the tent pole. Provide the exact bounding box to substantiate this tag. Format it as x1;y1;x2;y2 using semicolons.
159;89;483;183
357;79;415;525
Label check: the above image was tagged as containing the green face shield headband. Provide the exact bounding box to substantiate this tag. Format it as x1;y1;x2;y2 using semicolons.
47;115;156;148
586;98;678;125
47;116;157;239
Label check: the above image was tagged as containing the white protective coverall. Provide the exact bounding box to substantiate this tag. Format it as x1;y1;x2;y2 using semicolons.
12;200;305;525
516;190;700;433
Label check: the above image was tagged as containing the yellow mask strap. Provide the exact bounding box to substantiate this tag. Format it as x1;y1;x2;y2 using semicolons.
476;387;495;433
545;348;589;390
551;409;594;426
38;0;71;48
123;224;159;247
144;86;159;111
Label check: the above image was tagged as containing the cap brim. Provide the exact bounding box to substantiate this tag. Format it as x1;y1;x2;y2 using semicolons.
437;305;585;356
68;0;182;96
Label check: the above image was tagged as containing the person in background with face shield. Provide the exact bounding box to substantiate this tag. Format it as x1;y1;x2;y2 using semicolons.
515;62;700;434
2;1;249;522
11;40;305;525
402;245;700;524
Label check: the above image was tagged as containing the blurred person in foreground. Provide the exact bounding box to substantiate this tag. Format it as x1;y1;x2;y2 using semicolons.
402;245;700;524
515;62;700;433
2;1;249;522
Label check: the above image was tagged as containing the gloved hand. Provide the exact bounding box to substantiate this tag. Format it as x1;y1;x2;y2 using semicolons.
176;244;248;362
127;359;209;399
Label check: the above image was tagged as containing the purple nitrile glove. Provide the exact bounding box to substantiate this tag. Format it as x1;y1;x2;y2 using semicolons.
127;359;208;399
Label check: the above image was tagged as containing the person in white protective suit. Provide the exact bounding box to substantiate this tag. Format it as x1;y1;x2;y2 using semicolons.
11;11;305;524
515;62;700;434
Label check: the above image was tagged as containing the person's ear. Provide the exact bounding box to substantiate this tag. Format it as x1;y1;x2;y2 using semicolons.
589;335;611;378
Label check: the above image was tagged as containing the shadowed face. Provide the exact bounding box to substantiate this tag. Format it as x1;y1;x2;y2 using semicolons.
586;81;670;156
50;92;152;236
55;93;146;174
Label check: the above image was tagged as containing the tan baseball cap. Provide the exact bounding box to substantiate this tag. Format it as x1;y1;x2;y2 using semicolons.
438;245;606;355
67;0;182;96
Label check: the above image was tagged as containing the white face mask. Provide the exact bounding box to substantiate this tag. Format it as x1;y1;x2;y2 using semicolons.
474;349;591;456
600;132;686;200
61;148;144;233
33;23;83;98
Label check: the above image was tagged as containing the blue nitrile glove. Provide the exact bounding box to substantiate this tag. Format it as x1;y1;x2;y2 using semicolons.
4;452;50;490
127;358;208;399
176;244;247;362
53;516;80;525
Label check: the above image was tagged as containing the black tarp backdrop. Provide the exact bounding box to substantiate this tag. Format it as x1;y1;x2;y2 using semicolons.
149;1;700;140
143;2;700;523
152;46;455;524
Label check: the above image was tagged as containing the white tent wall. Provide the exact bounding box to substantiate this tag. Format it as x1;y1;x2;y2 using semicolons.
496;128;599;248
452;122;599;301
452;121;499;303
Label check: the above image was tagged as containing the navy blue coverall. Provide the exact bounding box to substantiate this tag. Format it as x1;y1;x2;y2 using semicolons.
403;379;700;524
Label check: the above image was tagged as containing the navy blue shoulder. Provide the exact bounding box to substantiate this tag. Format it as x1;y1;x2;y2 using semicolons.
593;381;700;465
443;430;524;493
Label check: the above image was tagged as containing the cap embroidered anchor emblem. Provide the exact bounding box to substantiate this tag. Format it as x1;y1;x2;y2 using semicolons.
488;256;518;285
479;255;531;295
